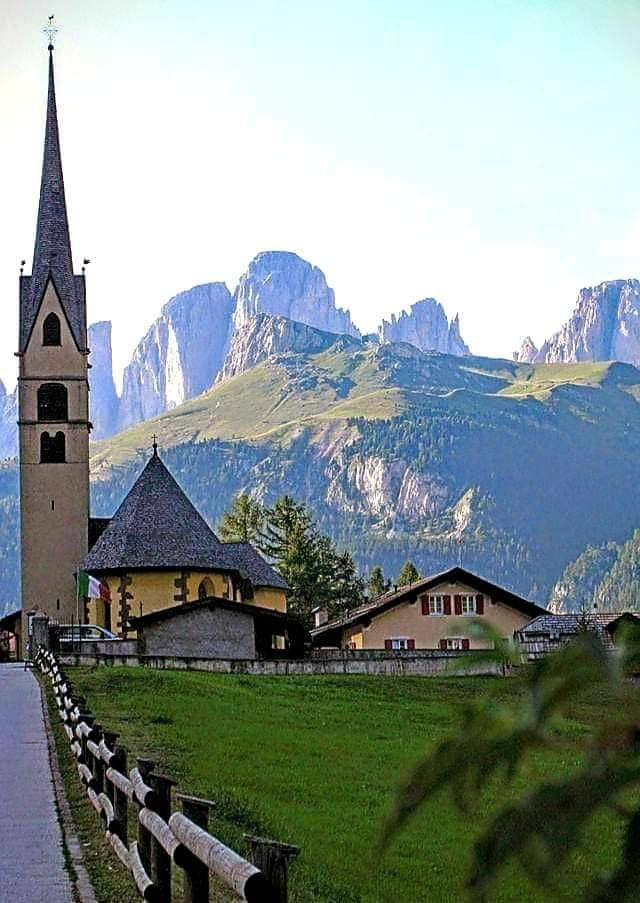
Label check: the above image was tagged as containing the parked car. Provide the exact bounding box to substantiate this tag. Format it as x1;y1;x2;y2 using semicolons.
58;625;118;645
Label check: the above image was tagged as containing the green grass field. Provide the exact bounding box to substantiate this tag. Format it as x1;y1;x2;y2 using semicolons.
67;669;623;902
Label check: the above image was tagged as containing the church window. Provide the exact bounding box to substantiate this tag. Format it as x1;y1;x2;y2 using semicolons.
43;312;61;346
198;577;215;600
38;383;68;421
40;431;66;463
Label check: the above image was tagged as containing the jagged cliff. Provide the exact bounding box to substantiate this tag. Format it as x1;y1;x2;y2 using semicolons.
515;336;538;363
88;322;119;439
233;251;359;338
118;282;234;430
517;280;640;365
378;299;469;355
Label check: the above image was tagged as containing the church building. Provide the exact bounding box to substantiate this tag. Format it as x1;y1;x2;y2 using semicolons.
82;444;288;636
19;40;288;642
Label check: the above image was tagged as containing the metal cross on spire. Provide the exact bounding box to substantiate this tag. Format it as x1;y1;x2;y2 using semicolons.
43;14;59;51
151;434;159;456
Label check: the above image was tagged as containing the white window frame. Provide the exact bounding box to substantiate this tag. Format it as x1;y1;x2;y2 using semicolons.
391;637;410;650
429;594;445;615
460;594;476;615
446;637;465;650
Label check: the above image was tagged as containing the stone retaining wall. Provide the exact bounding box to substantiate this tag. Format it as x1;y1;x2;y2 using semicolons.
59;650;504;676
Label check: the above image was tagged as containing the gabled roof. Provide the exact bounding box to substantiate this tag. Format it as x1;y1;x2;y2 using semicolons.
311;566;547;637
129;595;293;628
21;49;86;353
83;451;236;572
519;611;639;637
82;452;286;590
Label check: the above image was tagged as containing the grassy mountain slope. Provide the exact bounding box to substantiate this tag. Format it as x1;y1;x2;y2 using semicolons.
87;341;640;605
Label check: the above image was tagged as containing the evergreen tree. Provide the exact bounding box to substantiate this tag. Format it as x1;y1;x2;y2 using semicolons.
368;565;390;599
397;559;420;586
259;495;364;626
258;495;312;559
218;493;264;543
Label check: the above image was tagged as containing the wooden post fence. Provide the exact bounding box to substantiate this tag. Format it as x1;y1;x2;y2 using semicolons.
33;645;299;902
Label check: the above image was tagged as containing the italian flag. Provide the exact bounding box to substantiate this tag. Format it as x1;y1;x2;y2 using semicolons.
77;571;111;603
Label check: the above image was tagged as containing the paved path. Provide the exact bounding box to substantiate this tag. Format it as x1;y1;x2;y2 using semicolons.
0;663;74;902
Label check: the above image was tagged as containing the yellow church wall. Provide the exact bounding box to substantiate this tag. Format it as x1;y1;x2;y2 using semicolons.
348;582;531;650
90;569;286;634
253;587;287;613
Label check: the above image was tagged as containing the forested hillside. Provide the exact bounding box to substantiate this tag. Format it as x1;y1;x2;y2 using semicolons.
549;530;640;612
2;336;640;614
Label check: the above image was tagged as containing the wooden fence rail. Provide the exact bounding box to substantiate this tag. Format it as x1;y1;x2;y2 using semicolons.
35;646;299;902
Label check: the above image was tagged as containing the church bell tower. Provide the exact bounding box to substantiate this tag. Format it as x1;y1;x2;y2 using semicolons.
19;38;90;627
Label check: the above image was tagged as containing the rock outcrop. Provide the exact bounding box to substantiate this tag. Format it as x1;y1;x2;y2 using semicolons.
378;299;470;355
118;282;234;430
233;251;359;338
217;314;358;383
88;322;119;439
514;336;538;363
517;280;640;365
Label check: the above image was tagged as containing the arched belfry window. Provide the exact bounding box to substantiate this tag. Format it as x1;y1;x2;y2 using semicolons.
42;313;61;346
40;431;65;464
37;383;68;422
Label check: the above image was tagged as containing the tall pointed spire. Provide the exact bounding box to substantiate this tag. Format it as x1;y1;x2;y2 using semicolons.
20;43;86;352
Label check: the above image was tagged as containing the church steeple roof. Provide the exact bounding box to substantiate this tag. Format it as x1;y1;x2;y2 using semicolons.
82;451;287;588
20;46;86;353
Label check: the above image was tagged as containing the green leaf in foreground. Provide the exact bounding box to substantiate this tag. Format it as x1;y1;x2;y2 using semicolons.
382;625;640;900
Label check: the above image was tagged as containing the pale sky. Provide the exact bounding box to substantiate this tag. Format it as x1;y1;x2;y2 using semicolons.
2;0;640;391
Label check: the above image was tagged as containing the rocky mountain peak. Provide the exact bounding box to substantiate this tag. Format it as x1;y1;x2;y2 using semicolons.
378;298;470;356
514;336;539;363
217;314;359;383
517;279;640;365
233;251;360;338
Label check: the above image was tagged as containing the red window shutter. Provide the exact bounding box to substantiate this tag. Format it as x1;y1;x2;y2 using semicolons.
421;594;429;615
407;639;415;651
439;638;447;650
476;594;485;615
384;639;392;650
454;594;462;615
462;638;470;650
443;595;452;615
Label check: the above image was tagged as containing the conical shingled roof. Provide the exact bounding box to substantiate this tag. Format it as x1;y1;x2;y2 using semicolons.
21;48;86;352
83;452;236;572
